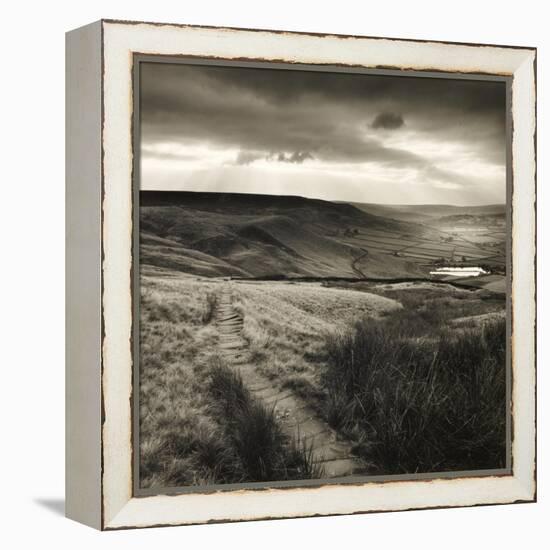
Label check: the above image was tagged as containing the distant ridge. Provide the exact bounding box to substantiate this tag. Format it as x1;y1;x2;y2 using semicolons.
141;190;359;215
353;202;505;208
350;202;506;223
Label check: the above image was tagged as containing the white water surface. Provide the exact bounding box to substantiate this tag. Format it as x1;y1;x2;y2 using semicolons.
430;267;489;278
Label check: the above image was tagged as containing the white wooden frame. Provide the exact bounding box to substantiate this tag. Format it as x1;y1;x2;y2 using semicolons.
66;19;536;530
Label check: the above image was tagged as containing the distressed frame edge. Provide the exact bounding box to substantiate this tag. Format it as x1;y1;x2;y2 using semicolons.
102;17;537;52
99;20;537;530
509;49;537;503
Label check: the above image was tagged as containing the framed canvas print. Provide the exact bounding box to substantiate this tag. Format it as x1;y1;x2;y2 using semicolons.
66;19;537;530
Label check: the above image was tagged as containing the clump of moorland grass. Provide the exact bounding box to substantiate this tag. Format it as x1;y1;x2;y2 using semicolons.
139;411;241;487
207;358;323;481
322;315;507;474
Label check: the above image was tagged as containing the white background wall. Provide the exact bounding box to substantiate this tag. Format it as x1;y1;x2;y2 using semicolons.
1;0;546;547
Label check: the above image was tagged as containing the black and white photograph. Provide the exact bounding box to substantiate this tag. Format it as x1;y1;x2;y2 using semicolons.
137;60;509;491
2;0;544;541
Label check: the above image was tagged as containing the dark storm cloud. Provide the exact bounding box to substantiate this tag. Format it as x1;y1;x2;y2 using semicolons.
275;151;314;163
140;62;506;191
371;112;405;130
234;149;314;166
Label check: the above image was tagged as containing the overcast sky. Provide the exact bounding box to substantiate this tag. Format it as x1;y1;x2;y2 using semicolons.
140;62;507;206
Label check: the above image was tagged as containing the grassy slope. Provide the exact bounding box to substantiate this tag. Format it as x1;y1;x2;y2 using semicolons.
140;191;427;279
139;272;321;488
139;273;227;487
141;231;250;278
232;281;401;403
234;279;507;474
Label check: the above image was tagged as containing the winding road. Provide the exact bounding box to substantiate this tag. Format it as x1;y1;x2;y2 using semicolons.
351;248;369;278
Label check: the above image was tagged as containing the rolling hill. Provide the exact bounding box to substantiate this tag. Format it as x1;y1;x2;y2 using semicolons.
140;191;431;279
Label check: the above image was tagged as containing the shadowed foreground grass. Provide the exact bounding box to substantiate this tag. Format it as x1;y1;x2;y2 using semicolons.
322;314;507;474
208;359;323;482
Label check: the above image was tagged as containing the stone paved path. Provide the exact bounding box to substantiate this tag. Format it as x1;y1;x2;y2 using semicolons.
215;285;365;478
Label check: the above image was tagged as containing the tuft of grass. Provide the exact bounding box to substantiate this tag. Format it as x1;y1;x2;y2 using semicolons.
322;315;507;474
286;436;325;480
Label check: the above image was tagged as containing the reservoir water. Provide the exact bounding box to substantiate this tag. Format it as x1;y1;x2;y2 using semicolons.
430;267;489;278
